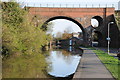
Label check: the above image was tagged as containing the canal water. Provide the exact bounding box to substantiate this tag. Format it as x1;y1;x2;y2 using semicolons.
46;46;83;78
2;46;83;79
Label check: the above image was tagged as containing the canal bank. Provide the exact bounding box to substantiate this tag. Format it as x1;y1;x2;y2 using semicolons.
73;47;114;79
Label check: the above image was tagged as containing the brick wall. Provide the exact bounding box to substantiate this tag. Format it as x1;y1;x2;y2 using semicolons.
28;7;115;28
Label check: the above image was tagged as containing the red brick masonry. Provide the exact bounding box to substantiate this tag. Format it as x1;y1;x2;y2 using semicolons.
28;7;115;27
29;7;114;17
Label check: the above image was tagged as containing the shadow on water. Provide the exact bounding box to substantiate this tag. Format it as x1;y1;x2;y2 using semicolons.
46;46;83;80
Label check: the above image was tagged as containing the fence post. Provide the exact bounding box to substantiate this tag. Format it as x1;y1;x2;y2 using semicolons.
60;4;61;7
79;4;80;8
47;4;48;7
86;4;87;8
112;4;114;7
106;4;107;7
53;4;54;7
40;4;41;7
99;4;100;8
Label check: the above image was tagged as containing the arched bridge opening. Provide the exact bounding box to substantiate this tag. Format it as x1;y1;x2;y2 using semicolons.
92;31;103;47
41;16;86;46
90;16;104;47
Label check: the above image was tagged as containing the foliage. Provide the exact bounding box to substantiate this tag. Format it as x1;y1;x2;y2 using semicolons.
93;50;120;79
93;33;98;41
2;2;52;78
115;11;120;30
55;31;72;40
46;22;54;35
2;2;49;55
62;32;72;39
2;2;25;27
55;32;63;40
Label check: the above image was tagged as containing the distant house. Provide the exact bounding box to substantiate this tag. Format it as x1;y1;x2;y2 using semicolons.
56;32;84;46
72;33;79;38
70;37;83;46
72;32;83;38
57;37;83;46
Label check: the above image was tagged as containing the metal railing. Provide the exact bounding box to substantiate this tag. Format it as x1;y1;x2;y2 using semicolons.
24;3;115;8
1;1;117;9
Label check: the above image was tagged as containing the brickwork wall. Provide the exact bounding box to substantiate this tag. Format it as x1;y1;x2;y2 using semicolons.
28;7;114;28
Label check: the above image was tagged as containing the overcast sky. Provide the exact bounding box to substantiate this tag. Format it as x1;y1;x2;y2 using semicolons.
48;19;82;35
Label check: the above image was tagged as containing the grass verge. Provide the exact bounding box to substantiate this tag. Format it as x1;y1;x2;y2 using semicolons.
93;49;120;80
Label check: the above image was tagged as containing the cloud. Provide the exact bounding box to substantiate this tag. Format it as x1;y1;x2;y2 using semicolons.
91;19;99;28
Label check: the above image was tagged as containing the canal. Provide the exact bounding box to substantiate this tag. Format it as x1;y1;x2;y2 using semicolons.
46;46;83;79
2;46;83;79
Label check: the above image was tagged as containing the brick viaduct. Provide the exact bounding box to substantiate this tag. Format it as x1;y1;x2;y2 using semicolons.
28;7;120;48
28;7;114;28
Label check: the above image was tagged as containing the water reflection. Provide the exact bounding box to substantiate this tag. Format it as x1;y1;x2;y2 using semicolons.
46;46;83;77
2;46;83;78
2;53;48;78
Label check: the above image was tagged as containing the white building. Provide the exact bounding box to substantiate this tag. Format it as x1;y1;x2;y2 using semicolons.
72;33;79;38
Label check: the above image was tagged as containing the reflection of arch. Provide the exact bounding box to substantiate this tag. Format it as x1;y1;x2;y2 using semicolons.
92;16;103;27
42;16;85;40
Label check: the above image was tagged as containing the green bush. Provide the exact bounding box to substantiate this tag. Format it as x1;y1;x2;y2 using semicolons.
2;2;50;55
2;2;25;27
2;2;51;78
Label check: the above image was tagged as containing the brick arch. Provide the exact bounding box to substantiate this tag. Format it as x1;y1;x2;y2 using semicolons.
28;7;115;47
41;16;86;42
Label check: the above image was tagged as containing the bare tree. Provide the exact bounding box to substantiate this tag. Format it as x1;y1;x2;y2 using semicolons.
55;32;63;39
64;26;73;33
46;22;54;35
